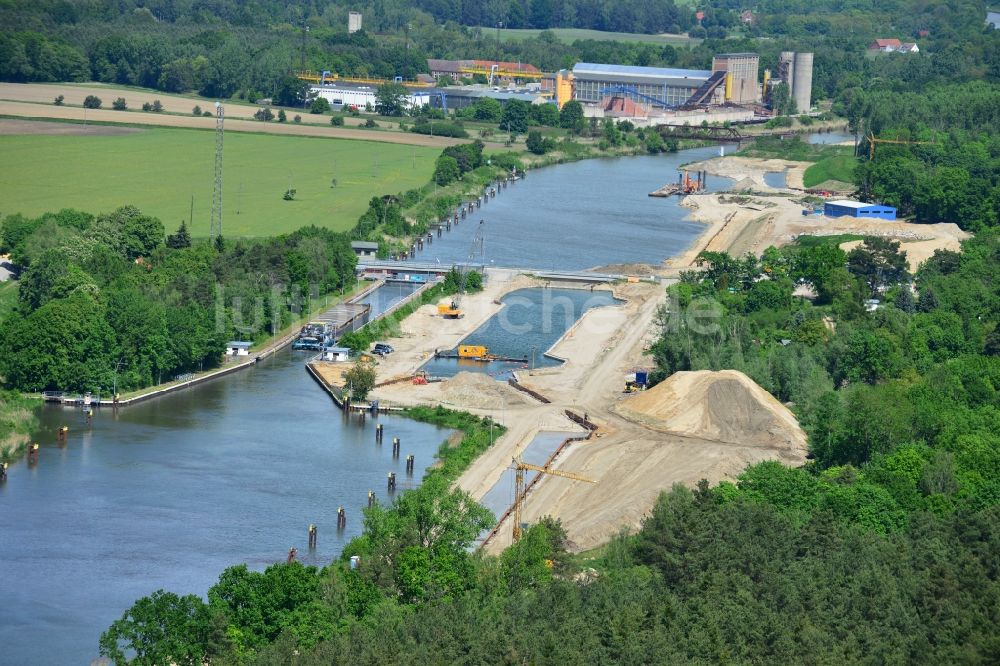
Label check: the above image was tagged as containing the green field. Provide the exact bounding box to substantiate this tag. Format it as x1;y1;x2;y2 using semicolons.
478;26;698;46
0;128;439;236
803;155;858;188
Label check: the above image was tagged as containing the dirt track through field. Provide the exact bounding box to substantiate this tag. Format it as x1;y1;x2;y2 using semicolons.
0;88;464;148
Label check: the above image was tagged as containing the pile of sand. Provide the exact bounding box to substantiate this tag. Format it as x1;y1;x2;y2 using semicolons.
438;372;529;409
615;369;807;451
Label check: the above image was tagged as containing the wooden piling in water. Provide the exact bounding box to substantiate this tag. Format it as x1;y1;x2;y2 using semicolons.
392;437;400;458
368;490;376;507
308;524;317;548
387;472;396;491
406;454;414;474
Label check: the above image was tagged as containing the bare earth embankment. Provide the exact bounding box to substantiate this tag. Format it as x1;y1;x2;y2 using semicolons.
669;156;969;272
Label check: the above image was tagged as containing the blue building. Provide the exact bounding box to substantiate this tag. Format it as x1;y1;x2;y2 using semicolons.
824;200;897;220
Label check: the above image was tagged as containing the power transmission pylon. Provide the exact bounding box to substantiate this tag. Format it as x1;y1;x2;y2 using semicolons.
210;102;225;239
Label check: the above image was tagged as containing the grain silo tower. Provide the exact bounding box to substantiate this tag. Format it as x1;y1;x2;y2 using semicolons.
792;52;813;112
778;51;795;94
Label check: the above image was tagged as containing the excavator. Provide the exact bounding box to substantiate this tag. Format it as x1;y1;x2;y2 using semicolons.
511;457;595;542
438;220;486;319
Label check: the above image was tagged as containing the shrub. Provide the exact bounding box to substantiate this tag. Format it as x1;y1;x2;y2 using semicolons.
309;97;330;114
331;115;345;126
277;109;287;122
254;107;274;122
192;105;202;115
293;114;301;123
364;119;378;128
53;95;64;106
83;95;102;109
111;97;127;111
151;100;163;112
409;122;468;138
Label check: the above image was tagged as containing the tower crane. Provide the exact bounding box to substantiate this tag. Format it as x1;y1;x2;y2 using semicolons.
511;457;595;542
865;131;935;161
438;220;485;319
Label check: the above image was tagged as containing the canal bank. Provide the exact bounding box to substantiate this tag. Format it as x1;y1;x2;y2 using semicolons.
5;142;759;663
0;349;454;666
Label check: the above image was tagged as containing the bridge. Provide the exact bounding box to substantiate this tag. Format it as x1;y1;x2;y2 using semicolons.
657;124;799;144
356;261;640;284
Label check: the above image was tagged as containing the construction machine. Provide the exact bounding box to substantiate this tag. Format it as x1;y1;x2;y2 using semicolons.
437;220;486;319
511;457;595;542
865;131;935;161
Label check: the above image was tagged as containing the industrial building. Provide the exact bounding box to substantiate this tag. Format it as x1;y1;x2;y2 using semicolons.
309;84;437;110
429;87;548;111
712;53;760;104
824;200;897;220
777;51;813;112
571;62;720;107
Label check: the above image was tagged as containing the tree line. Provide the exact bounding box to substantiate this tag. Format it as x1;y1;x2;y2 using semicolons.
3;0;998;112
0;208;357;393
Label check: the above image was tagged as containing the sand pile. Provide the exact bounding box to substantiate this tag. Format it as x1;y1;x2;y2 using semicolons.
615;369;806;451
438;372;528;409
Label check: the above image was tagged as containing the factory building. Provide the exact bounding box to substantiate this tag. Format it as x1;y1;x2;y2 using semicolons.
310;84;435;110
429;87;548;111
571;62;718;107
778;51;813;112
712;53;760;104
824;200;897;220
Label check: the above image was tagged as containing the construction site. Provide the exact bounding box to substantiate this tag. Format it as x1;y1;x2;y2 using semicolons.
303;139;969;553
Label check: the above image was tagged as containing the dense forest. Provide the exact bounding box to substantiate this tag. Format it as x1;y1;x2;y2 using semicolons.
2;0;998;108
0;209;357;393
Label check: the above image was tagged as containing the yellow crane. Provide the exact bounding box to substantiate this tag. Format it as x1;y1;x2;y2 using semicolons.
866;131;935;161
511;457;595;542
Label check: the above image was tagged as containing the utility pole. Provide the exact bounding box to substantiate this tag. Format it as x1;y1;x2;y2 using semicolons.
210;103;224;239
300;24;309;71
495;21;503;65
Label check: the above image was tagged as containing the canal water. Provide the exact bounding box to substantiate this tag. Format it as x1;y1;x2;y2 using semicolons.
421;288;620;380
0;350;451;666
355;279;423;318
3;144;734;663
419;146;735;271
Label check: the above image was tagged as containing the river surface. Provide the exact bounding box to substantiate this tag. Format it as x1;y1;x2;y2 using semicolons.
419;146;734;271
2;145;729;664
0;350;450;665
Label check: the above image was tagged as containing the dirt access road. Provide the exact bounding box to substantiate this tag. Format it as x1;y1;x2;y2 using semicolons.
0;83;464;148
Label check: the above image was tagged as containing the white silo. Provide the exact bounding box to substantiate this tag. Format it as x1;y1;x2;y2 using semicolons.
792;52;813;112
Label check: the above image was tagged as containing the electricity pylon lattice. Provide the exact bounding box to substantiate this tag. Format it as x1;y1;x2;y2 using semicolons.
210;103;225;239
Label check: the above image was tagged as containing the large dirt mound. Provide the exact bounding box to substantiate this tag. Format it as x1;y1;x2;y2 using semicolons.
438;372;529;409
615;369;806;451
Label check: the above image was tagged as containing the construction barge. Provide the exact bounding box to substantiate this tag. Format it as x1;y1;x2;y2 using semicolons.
434;345;528;364
649;170;708;197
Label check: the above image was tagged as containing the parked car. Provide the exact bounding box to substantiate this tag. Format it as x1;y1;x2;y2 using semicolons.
373;343;394;356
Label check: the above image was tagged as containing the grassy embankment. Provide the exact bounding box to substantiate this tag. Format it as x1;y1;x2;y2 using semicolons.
404;405;504;483
0;389;39;461
0;128;438;237
738;135;859;189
